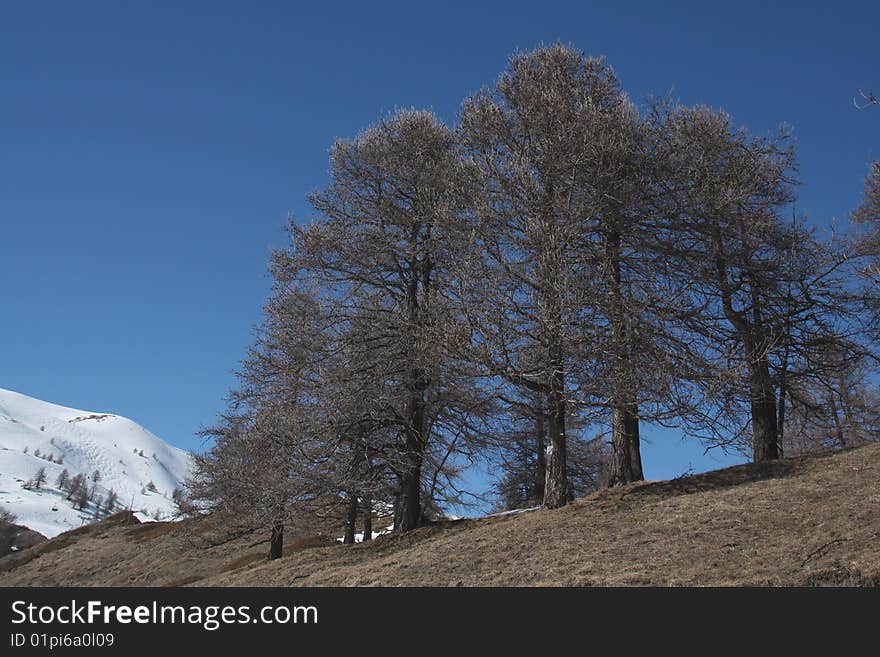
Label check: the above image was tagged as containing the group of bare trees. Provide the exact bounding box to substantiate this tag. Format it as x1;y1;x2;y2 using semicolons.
50;468;119;517
19;465;122;520
189;44;880;557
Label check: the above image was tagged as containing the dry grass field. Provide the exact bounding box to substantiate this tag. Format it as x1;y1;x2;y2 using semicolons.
2;443;878;587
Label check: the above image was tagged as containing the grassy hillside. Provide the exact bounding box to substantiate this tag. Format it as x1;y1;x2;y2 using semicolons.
2;443;878;587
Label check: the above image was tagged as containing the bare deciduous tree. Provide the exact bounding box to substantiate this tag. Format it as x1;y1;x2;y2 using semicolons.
281;109;488;530
30;466;47;490
460;45;630;505
55;468;69;491
662;106;800;462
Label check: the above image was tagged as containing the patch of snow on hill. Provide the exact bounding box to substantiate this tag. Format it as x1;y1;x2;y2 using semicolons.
0;388;192;538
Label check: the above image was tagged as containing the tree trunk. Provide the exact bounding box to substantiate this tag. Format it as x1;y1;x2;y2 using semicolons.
536;181;570;510
776;379;787;458
395;468;422;531
534;393;546;503
829;395;847;449
394;230;429;533
395;451;422;532
609;405;643;486
605;229;644;486
750;357;780;462
543;337;571;509
362;496;372;541
776;302;792;457
713;231;780;465
268;522;284;560
343;493;358;544
627;408;643;477
394;367;427;532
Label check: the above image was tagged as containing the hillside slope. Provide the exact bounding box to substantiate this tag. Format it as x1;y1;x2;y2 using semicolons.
0;388;192;538
1;443;878;586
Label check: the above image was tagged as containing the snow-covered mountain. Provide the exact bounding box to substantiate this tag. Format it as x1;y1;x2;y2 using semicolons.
0;388;192;538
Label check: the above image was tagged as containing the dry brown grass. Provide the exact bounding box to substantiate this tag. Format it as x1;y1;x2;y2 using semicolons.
2;443;879;587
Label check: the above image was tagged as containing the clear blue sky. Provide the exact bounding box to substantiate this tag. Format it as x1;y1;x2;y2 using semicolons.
2;1;878;495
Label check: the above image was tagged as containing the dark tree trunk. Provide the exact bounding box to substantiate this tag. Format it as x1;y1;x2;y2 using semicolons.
537;182;570;510
394;449;423;532
534;393;546;502
394;374;427;532
362;496;372;541
747;282;780;463
543;337;571;509
394;229;430;533
343;493;358;544
268;522;284;560
628;409;643;477
605;230;644;486
713;231;780;465
749;356;780;462
609;405;643;486
394;399;426;532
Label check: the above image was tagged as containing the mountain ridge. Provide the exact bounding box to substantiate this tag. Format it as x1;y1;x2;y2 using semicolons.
0;388;192;539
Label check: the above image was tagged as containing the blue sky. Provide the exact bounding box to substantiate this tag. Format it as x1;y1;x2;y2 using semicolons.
2;1;878;499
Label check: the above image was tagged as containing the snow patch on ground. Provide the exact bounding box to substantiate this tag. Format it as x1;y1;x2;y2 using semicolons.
335;505;539;543
336;526;394;543
485;505;542;518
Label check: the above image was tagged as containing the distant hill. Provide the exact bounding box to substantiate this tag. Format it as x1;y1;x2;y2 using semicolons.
0;388;192;538
1;442;878;586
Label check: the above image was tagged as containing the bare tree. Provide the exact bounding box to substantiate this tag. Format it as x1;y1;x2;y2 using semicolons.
191;288;350;558
657;105;866;465
662;106;803;462
65;473;85;501
104;489;119;515
342;493;358;544
282;109;487;530
55;468;69;490
30;466;47;490
361;496;373;541
460;45;632;505
92;497;104;520
458;44;691;494
192;393;340;559
75;486;90;511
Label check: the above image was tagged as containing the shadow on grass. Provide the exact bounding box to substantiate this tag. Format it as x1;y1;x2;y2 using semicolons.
613;457;804;506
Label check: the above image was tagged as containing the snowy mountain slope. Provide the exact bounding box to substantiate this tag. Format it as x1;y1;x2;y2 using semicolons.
0;388;192;538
